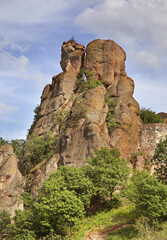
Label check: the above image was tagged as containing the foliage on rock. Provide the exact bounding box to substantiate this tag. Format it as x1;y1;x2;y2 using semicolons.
140;107;163;124
75;68;103;93
105;94;120;134
28;104;41;136
20;131;57;174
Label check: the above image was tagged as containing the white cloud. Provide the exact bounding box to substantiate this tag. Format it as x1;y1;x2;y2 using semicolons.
0;51;29;73
0;37;30;53
75;0;167;69
0;102;19;120
0;0;69;25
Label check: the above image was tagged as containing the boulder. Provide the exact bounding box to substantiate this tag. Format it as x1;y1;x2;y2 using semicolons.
0;144;23;216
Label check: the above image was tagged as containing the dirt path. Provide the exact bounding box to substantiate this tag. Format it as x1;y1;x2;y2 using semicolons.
85;219;135;240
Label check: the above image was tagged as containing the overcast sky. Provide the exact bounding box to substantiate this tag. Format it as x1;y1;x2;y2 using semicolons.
0;0;167;140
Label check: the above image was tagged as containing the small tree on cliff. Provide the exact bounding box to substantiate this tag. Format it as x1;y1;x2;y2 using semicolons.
140;107;163;124
152;135;167;183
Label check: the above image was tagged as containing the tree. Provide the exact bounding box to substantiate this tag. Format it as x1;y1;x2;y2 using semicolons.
57;166;95;209
86;148;130;201
140;107;163;124
34;187;84;236
28;104;41;136
0;210;11;238
152;136;167;183
124;171;167;221
0;137;9;146
20;131;57;174
9;210;36;240
11;139;25;160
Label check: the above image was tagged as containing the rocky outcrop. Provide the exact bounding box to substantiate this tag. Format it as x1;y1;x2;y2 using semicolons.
0;144;23;216
33;40;85;136
28;39;141;192
84;40;141;158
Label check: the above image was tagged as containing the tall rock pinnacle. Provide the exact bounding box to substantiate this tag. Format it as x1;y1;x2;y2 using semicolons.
29;39;141;192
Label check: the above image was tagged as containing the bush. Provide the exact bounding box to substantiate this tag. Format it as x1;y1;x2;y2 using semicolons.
124;171;167;221
0;210;11;237
20;131;57;174
152;135;167;183
9;210;36;240
105;94;120;134
0;137;9;146
52;166;95;209
75;68;103;92
28;104;41;136
140;107;163;124
86;148;130;201
10;147;130;239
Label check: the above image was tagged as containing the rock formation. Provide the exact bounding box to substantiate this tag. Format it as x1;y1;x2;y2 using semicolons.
28;39;141;192
0;144;23;216
83;40;141;158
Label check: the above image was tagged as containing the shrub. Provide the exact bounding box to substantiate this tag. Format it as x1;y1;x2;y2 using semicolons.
124;171;167;221
0;137;9;146
20;131;57;174
105;94;120;134
86;148;130;201
28;104;41;136
34;188;84;236
9;210;36;240
140;107;163;124
68;97;86;124
75;68;103;92
152;135;167;183
11;139;25;160
0;210;11;237
53;166;95;209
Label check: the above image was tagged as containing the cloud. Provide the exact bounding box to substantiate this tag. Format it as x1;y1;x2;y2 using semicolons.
0;51;29;73
0;102;19;121
0;0;69;25
0;37;30;53
75;0;167;70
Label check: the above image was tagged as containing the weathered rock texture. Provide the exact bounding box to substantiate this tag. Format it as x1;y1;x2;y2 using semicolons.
0;145;23;216
84;40;141;159
29;39;141;190
138;123;167;158
32;39;141;163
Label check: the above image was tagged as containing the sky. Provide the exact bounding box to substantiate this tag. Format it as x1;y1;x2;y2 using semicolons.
0;0;167;140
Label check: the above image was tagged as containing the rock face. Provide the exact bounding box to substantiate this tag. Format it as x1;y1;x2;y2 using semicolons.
0;144;23;216
29;39;141;188
84;40;141;159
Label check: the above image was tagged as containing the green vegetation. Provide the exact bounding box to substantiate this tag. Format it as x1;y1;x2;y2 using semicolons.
124;171;167;221
0;210;11;238
105;94;120;134
68;97;86;124
140;107;163;124
20;131;57;174
28;104;41;136
5;147;131;239
11;139;25;160
0;137;8;146
0;137;25;161
75;68;103;92
152;135;167;183
1;129;167;239
86;148;129;202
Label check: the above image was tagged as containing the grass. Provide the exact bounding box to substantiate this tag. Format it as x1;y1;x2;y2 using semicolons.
71;203;137;240
71;202;167;240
